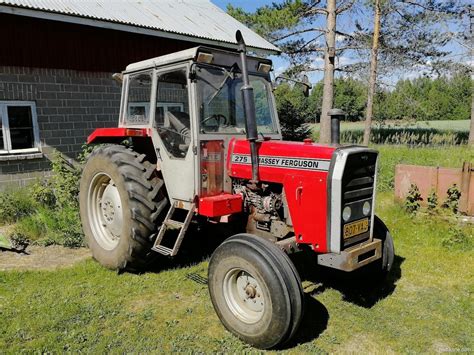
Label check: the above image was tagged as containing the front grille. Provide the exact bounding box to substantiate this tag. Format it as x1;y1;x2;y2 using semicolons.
341;151;377;248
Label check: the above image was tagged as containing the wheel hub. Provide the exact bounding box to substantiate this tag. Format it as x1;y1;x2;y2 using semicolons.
101;182;123;237
223;269;265;323
87;172;124;251
245;284;257;298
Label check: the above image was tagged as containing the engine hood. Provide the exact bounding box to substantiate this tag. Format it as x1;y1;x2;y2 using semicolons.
227;138;337;182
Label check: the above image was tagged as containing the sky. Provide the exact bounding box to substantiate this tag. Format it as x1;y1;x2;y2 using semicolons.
211;0;470;85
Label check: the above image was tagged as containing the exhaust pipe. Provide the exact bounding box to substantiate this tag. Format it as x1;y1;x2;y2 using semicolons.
236;30;259;183
328;108;345;145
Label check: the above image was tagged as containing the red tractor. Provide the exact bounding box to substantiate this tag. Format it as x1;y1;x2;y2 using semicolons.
79;32;394;349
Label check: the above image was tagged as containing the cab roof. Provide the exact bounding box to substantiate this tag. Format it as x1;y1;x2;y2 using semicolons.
124;46;272;73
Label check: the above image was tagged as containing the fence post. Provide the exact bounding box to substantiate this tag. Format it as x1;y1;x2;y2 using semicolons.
459;161;472;214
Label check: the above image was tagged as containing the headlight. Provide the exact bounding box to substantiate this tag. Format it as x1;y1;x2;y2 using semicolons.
363;201;371;216
342;206;351;221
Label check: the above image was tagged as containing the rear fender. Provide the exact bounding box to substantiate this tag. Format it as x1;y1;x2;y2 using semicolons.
87;128;157;163
87;128;151;144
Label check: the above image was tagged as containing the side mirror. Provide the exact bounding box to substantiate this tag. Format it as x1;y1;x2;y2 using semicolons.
112;73;123;84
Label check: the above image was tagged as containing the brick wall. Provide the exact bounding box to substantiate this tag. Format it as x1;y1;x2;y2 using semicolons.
0;66;121;189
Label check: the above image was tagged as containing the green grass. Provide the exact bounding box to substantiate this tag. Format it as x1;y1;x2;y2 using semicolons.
311;120;471;132
0;192;472;353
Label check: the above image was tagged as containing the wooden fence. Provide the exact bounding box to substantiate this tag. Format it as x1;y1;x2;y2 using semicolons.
394;162;473;216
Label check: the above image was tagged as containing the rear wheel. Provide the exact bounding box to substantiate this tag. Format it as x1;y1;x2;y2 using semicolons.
208;234;304;349
79;144;168;271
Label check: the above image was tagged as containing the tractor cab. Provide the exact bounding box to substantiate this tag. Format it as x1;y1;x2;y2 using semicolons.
118;47;281;203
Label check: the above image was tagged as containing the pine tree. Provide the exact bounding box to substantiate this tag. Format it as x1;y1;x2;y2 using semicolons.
228;0;356;143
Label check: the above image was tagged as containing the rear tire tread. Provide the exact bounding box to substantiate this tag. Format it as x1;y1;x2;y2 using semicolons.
80;144;167;271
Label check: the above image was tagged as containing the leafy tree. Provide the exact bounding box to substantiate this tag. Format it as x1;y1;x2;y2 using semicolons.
373;73;472;121
334;78;367;121
273;83;311;140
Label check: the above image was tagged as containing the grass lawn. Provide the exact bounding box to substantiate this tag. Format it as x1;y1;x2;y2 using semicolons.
0;190;472;353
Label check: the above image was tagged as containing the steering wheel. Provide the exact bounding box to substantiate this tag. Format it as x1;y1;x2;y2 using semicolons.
201;114;229;126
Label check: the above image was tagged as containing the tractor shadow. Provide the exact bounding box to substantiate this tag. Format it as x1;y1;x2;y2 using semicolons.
279;253;404;347
292;252;405;309
145;221;238;273
282;292;329;349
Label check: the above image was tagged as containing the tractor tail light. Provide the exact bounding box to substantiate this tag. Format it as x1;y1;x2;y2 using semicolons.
125;128;147;137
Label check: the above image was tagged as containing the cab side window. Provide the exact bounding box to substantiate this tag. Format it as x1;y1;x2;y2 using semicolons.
125;72;153;125
155;69;190;158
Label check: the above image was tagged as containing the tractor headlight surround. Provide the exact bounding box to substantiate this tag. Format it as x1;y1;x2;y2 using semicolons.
342;206;351;222
362;201;371;216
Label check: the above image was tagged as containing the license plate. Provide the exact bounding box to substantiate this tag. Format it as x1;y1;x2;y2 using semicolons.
343;218;369;239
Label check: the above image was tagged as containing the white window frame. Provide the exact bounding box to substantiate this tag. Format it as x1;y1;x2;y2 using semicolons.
0;101;40;155
122;71;154;127
157;102;185;120
125;102;184;126
158;102;185;112
127;102;151;125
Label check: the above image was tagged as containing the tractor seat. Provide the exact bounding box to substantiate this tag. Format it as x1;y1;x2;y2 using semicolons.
162;111;191;156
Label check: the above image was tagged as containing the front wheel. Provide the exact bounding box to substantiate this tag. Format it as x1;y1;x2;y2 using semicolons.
370;215;395;277
208;234;304;349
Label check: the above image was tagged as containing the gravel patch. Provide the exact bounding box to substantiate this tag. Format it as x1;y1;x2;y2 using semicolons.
0;245;91;271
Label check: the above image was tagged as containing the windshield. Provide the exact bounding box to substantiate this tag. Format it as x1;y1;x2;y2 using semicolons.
196;65;278;134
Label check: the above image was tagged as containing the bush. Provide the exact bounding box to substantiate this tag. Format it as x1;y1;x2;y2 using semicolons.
51;205;84;248
9;203;84;248
9;232;30;252
2;150;84;248
12;215;46;242
442;184;461;214
427;190;438;211
50;151;81;208
405;184;423;214
0;189;36;225
30;180;56;208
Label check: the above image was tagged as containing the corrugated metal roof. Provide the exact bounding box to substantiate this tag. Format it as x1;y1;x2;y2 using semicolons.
0;0;279;53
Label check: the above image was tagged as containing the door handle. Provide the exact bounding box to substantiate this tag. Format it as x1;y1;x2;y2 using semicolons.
296;186;303;202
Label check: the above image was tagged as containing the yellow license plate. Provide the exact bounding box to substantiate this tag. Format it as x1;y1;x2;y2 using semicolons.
343;218;369;239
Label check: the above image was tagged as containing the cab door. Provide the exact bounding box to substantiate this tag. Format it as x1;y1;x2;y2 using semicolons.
149;66;196;203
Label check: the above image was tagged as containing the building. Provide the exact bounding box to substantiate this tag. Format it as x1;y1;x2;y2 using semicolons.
0;0;278;189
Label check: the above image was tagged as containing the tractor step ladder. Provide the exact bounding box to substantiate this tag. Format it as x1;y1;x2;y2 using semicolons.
151;201;195;256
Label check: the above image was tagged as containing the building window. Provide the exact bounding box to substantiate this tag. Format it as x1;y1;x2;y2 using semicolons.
0;101;40;154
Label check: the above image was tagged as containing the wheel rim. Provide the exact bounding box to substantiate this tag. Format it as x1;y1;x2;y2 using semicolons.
87;172;124;250
223;268;265;324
